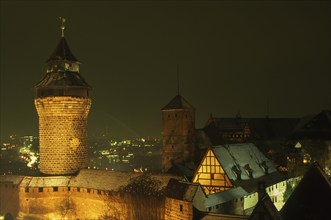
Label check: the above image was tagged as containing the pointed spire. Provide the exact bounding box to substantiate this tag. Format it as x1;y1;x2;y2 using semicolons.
47;18;79;63
266;99;270;118
177;64;180;95
59;17;66;37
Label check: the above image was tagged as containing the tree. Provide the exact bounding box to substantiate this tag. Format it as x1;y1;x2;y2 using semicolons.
283;182;293;203
119;173;166;220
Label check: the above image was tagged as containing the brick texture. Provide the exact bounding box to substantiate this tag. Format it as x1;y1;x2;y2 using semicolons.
35;96;91;175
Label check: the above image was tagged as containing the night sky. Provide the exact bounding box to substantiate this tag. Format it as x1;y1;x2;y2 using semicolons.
1;1;330;140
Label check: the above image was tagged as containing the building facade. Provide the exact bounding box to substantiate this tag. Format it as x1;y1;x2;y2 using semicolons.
161;95;196;171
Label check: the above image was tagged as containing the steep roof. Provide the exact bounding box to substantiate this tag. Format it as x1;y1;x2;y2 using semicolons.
280;162;331;220
249;194;282;220
204;116;299;141
162;95;194;110
212;143;277;181
47;37;79;62
35;36;91;98
248;118;299;140
292;110;331;139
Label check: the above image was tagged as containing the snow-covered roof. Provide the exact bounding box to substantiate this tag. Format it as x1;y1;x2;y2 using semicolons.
212;143;277;181
69;169;183;191
204;187;248;207
20;176;71;187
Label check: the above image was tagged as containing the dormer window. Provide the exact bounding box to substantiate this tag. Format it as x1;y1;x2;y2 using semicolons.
231;164;242;180
259;161;269;174
244;164;253;178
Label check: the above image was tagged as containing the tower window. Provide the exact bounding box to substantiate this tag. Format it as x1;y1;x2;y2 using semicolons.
53;187;58;192
38;187;43;193
180;204;183;212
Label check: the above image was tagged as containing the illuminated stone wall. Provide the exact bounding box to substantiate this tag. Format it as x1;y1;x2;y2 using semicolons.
0;182;19;219
162;109;195;171
35;96;91;175
18;186;122;219
17;186;163;220
164;198;193;220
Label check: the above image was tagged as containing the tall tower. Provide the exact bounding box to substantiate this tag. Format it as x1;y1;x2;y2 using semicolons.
34;19;91;175
161;95;195;172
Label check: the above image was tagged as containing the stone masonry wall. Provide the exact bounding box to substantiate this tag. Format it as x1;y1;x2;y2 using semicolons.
0;182;19;219
35;96;91;175
164;197;193;220
162;109;195;171
18;186;122;219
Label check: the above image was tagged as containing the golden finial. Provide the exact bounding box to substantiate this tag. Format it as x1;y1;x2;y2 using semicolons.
59;17;66;37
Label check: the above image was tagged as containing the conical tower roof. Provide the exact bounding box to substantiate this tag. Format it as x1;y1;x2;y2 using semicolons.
162;95;194;110
35;24;91;98
47;37;79;63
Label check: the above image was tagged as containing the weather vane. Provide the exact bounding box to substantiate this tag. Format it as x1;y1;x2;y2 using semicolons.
59;17;66;37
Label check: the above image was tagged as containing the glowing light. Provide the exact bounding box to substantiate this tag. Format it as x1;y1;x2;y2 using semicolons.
27;153;38;167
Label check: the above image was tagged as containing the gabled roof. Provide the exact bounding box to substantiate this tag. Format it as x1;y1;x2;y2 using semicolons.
248;118;299;140
47;37;79;62
206;117;247;132
249;194;282;220
280;162;331;220
165;178;199;202
204;116;299;141
212;143;277;181
162;95;194;110
292;110;331;139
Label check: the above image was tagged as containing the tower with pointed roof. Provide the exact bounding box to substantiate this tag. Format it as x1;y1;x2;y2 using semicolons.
161;95;195;171
34;19;91;175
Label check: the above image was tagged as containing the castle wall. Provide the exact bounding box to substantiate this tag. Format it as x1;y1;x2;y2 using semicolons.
164;197;193;220
0;182;20;219
35;96;91;175
17;186;165;220
18;186;118;219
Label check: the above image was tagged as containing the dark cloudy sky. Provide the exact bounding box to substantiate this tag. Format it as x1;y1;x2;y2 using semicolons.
1;1;330;139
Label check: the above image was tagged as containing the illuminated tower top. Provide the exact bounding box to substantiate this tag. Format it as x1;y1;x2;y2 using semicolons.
35;17;91;98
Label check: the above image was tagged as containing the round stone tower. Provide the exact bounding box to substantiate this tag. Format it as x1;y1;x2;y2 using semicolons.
161;95;195;172
35;20;91;175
